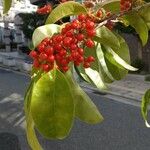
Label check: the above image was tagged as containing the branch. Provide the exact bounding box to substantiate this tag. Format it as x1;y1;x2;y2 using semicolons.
95;2;150;29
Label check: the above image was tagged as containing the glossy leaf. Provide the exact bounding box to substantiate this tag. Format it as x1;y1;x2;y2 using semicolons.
124;12;149;46
96;44;114;83
24;74;43;150
3;0;12;14
32;24;61;48
66;71;103;124
84;44;107;90
46;1;87;24
94;26;120;50
105;46;138;71
101;33;135;80
141;89;150;128
31;69;74;139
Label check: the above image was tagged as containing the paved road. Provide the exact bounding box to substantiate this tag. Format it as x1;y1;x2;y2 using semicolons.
0;68;150;150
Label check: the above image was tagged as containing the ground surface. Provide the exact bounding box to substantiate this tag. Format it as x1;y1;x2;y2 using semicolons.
0;68;150;150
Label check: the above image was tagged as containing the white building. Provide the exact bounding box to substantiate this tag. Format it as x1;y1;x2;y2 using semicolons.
0;0;37;52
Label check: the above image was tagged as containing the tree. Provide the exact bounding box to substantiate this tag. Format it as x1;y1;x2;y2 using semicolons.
2;0;150;150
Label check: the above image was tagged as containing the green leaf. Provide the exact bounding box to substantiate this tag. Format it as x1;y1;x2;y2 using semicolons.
26;110;43;150
105;46;138;71
31;69;74;139
66;71;103;124
24;73;43;150
94;26;120;50
99;0;120;13
84;43;107;90
32;24;61;48
74;65;92;83
3;0;12;14
141;89;150;128
96;44;114;83
46;1;87;24
124;12;149;46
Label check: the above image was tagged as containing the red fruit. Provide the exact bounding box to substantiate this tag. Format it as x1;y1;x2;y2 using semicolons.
59;50;67;57
38;43;45;52
86;56;95;62
87;29;96;37
65;24;72;31
37;4;52;15
62;66;69;72
106;11;111;17
45;47;54;55
47;55;55;63
63;37;72;47
29;51;37;58
42;38;50;45
61;28;67;34
70;44;77;50
83;62;90;68
77;56;84;63
77;48;84;55
66;31;74;37
54;44;62;51
76;33;84;41
56;35;63;42
42;64;50;72
86;20;95;29
61;59;68;66
85;39;95;48
78;14;86;21
33;59;40;68
67;55;73;62
74;61;80;66
39;53;48;61
71;20;80;29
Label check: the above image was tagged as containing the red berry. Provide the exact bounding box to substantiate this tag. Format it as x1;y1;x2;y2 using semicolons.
71;20;80;29
38;43;45;52
66;31;74;37
56;35;63;42
47;55;55;63
77;56;84;63
62;66;69;72
86;56;95;62
76;33;84;41
74;61;80;66
61;59;68;66
39;53;48;61
59;50;67;57
70;44;77;50
63;37;72;47
29;51;37;58
86;20;95;29
54;44;62;51
85;39;95;48
33;59;40;68
45;47;54;55
78;14;86;21
83;62;90;68
87;29;96;37
77;48;84;55
42;64;50;72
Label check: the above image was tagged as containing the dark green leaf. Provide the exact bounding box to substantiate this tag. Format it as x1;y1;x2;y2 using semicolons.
46;1;87;24
124;12;149;46
3;0;12;14
94;26;120;50
141;89;150;127
31;69;74;139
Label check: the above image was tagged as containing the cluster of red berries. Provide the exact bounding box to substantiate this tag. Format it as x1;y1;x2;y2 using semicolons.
37;4;52;15
29;14;96;73
120;0;132;12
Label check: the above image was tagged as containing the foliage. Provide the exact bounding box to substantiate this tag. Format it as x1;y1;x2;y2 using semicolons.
2;0;150;150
